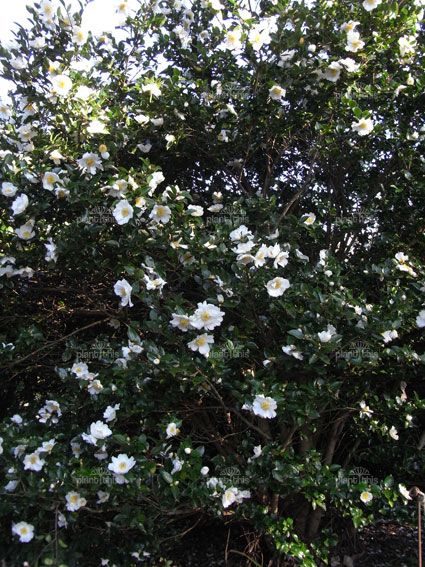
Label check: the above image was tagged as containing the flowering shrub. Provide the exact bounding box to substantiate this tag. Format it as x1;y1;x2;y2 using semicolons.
1;0;425;565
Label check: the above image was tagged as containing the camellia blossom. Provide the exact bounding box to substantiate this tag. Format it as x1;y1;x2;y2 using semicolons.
103;404;120;422
324;62;342;82
12;521;34;543
166;422;180;438
108;453;136;475
362;0;381;11
351;117;374;136
346;31;365;53
77;152;102;175
23;452;45;472
113;200;134;225
360;491;373;503
302;212;316;225
359;400;373;418
51;74;73;96
252;395;277;419
149;204;171;224
142;83;162;98
90;421;113;440
11;194;29;216
72;26;88;45
66;491;87;512
269;85;286;101
190;301;225;330
282;345;304;360
170;313;192;332
42;171;60;191
2;182;18;197
15;221;35;240
381;329;398;343
318;324;337;343
266;277;290;297
187;333;214;357
416;310;425;328
224;28;242;51
114;279;133;307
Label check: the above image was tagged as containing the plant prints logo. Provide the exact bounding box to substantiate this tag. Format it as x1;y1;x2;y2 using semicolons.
78;206;114;225
339;467;378;486
74;467;115;486
75;340;120;362
334;209;377;226
218;466;249;485
206;205;248;227
335;340;378;362
209;341;249;360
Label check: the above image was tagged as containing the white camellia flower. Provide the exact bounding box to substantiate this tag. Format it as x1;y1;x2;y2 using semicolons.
72;26;88;45
108;454;136;475
416;310;425;328
282;345;304;360
224;28;242;51
253;445;262;459
363;0;381;11
324;62;342;82
2;182;18;197
45;238;58;263
0;436;3;455
43;171;60;191
114;279;133;307
71;362;89;377
90;421;113;440
389;426;399;440
201;466;209;475
381;329;398;343
113;200;134;225
360;491;373;503
302;212;316;225
359;400;373;418
351;118;374;136
248;25;271;51
318;324;337;343
188;333;214;357
103;404;120;422
338;58;360;73
340;20;360;33
190;301;225;330
142;83;161;98
51;74;73;96
187;205;204;217
170;313;192;332
29;36;46;49
39;439;56;453
398;35;416;58
77;152;102;175
11;194;29;216
222;487;238;508
252;395;277;419
23;452;45;472
346;31;365;53
149;204;171;224
229;224;253;241
12;521;34;543
166;422;180;438
269;85;286;101
399;484;412;501
16;221;35;240
266;277;290;297
253;244;269;268
66;491;87;512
